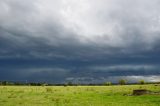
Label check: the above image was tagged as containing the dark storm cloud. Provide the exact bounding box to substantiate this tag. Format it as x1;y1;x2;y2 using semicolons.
0;0;160;83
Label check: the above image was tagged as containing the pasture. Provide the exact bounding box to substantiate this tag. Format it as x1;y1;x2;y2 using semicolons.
0;84;159;106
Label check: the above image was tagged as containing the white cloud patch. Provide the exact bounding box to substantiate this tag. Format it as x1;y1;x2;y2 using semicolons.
89;64;159;72
0;0;160;48
126;75;160;82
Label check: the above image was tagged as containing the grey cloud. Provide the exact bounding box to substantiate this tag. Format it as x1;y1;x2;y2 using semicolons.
0;66;72;83
0;0;160;83
1;0;160;48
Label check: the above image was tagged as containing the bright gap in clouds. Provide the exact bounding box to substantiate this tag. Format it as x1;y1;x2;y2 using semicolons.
59;0;160;47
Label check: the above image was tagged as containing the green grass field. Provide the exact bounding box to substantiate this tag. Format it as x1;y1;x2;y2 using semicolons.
0;84;159;106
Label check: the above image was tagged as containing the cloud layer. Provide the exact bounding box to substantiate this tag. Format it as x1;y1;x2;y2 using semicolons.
0;0;160;83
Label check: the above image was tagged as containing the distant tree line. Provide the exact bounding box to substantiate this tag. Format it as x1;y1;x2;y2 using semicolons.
0;80;159;86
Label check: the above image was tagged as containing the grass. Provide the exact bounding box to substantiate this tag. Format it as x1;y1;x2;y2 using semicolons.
0;84;159;106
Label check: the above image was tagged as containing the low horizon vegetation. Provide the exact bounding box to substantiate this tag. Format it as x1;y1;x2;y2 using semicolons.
0;79;159;86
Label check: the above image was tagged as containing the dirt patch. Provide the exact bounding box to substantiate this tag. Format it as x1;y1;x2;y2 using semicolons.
133;89;150;95
132;89;160;96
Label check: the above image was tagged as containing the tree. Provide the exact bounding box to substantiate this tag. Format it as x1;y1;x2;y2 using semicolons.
2;81;9;85
0;81;2;85
139;80;145;85
66;81;73;86
119;79;127;85
104;82;112;86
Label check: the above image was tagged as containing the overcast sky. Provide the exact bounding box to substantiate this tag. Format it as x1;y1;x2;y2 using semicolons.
0;0;160;83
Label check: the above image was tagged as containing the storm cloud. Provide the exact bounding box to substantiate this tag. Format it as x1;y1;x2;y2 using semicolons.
0;0;160;83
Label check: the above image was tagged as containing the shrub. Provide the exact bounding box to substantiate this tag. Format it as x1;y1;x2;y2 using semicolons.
119;79;127;85
46;88;53;92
